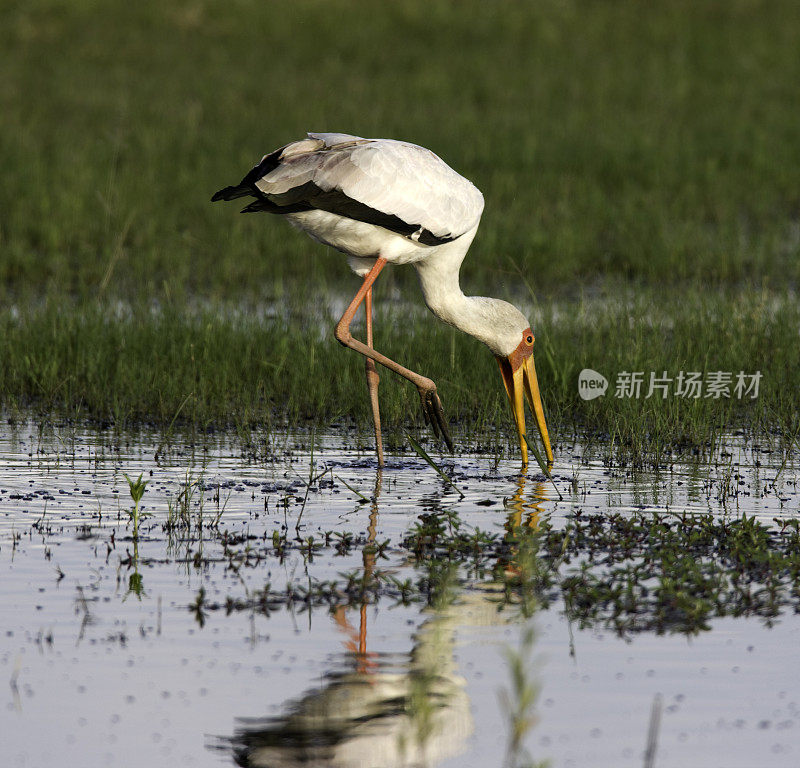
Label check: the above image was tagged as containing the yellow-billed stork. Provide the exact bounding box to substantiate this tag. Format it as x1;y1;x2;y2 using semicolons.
212;133;553;469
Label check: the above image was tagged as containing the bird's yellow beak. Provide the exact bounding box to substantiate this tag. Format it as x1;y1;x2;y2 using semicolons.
497;346;553;470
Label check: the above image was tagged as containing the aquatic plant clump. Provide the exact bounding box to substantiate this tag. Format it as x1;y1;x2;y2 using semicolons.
548;511;800;634
193;503;800;637
397;508;800;635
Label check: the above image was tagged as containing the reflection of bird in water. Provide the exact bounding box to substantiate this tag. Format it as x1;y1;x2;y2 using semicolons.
223;607;474;768
213;133;553;469
496;475;550;623
219;470;473;767
505;474;548;532
217;473;551;768
331;471;380;677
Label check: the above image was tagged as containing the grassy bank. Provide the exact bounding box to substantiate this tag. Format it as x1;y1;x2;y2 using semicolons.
2;287;797;462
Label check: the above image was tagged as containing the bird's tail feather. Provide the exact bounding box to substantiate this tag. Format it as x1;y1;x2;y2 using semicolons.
240;200;268;213
211;185;251;202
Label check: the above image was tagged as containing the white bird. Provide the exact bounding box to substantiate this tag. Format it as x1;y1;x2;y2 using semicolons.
212;132;553;468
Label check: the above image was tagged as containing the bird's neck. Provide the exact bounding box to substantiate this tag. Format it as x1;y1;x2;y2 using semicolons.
414;225;506;354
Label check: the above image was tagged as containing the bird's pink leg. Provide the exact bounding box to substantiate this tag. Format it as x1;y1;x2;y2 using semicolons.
335;258;453;451
364;288;385;467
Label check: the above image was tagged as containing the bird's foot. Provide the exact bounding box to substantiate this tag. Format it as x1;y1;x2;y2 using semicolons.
418;386;454;452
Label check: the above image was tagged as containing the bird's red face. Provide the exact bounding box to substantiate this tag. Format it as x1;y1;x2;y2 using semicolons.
496;327;553;469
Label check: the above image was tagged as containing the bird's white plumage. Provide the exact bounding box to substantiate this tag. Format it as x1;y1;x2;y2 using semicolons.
255;133;484;243
217;132;532;357
285;209;424;267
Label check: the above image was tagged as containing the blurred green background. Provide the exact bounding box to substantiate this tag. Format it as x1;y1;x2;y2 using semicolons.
2;0;798;302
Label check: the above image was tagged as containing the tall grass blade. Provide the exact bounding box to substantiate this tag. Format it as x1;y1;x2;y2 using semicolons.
406;432;464;498
154;391;194;460
335;475;369;503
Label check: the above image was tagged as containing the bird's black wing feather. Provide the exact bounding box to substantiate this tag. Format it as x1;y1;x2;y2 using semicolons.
309;186;455;245
213;145;458;246
211;146;287;202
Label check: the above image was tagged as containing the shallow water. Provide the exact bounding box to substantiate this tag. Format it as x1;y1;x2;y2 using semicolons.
1;425;799;767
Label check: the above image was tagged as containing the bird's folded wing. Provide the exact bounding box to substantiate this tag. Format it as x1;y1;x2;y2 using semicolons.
253;133;484;242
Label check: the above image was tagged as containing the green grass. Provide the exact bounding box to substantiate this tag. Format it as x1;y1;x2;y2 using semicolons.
1;0;799;457
1;0;799;303
1;287;796;463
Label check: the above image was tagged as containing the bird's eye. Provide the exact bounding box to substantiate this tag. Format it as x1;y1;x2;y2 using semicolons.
526;335;534;345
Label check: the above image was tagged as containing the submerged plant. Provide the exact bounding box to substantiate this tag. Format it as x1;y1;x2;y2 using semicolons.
122;472;149;600
124;472;149;540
